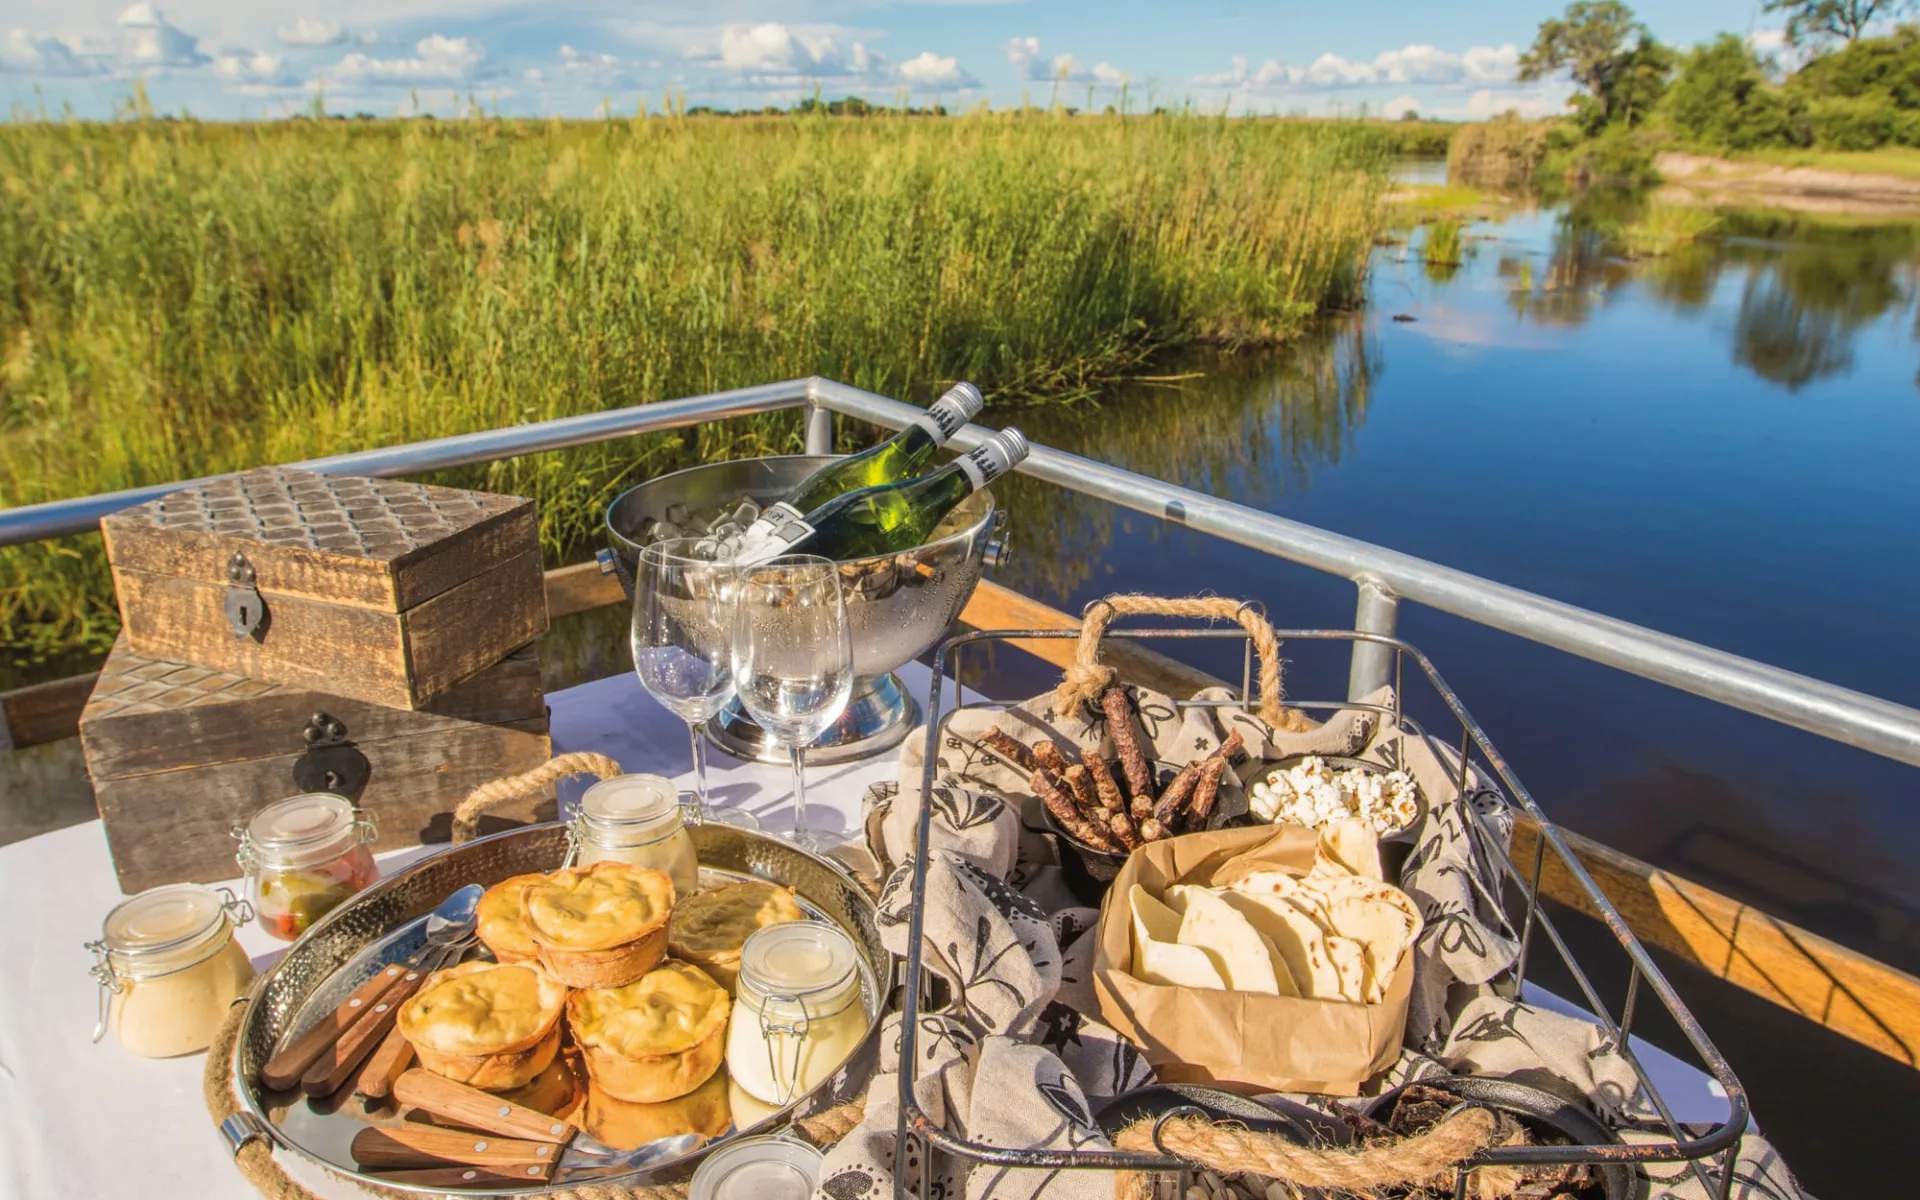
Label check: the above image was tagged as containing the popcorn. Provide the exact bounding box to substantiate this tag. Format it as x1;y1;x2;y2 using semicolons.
1248;756;1420;835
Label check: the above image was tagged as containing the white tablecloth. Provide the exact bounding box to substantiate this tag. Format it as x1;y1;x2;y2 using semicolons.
0;665;925;1200
0;661;1727;1200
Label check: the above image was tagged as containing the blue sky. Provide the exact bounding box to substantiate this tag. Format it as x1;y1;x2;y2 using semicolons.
3;0;1777;121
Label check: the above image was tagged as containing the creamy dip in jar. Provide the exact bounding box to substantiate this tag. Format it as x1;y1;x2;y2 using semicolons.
88;884;255;1058
724;921;867;1107
570;774;699;898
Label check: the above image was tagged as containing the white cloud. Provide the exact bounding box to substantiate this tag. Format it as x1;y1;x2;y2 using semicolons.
1382;93;1421;118
1195;41;1519;92
116;3;204;67
1;29;95;75
213;49;290;84
1002;36;1121;86
276;19;345;48
897;50;973;88
325;34;484;85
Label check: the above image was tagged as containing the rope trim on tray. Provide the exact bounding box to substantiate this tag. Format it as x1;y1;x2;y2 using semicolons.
206;997;866;1200
1052;594;1311;732
1113;1109;1521;1200
451;751;624;845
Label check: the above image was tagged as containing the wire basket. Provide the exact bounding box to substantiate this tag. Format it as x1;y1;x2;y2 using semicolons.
894;619;1752;1200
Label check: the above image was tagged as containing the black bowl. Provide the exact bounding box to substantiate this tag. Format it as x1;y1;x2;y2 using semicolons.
1361;1075;1645;1200
1095;1084;1355;1149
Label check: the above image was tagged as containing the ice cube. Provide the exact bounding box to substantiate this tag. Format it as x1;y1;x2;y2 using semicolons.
732;501;760;524
713;521;741;538
653;521;683;542
665;503;689;525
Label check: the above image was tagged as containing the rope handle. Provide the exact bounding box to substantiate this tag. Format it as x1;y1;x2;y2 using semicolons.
1113;1108;1523;1200
206;996;865;1200
450;751;624;845
1052;594;1304;732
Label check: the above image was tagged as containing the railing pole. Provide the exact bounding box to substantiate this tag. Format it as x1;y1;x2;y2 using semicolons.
804;404;835;457
1348;575;1400;701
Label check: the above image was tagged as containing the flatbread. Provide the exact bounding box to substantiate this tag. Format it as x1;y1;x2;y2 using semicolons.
1227;871;1333;929
1326;936;1370;1003
1323;884;1423;1003
1312;820;1384;881
1177;889;1283;994
1128;886;1226;990
1205;892;1302;997
1213;888;1339;998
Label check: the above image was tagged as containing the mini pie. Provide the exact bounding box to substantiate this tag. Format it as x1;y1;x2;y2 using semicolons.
582;1067;732;1150
522;861;676;989
569;960;730;1103
499;1051;586;1120
668;880;805;992
396;960;569;1091
475;873;547;965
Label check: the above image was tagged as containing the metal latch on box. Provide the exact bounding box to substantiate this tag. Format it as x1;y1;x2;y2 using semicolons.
292;711;372;800
223;551;267;641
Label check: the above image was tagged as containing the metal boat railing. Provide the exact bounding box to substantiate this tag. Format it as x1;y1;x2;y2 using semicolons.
4;375;1920;769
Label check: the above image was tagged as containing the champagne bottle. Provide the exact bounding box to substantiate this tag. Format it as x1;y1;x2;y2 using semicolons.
736;429;1028;565
735;383;983;552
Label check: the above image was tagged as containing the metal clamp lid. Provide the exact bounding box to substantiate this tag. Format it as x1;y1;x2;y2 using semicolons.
88;887;252;1042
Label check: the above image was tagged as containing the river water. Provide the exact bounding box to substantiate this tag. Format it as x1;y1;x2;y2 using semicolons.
980;162;1920;1192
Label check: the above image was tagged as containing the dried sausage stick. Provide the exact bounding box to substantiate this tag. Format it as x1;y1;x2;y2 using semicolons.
979;728;1038;773
1101;686;1154;802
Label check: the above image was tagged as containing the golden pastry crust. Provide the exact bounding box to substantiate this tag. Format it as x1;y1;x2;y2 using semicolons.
476;873;546;966
668;881;805;993
412;1022;562;1092
525;862;676;989
570;961;729;1103
397;960;568;1057
582;1070;731;1150
524;861;676;952
500;1051;586;1120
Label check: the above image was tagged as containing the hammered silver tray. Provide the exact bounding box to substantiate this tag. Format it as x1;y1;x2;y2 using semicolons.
232;821;889;1195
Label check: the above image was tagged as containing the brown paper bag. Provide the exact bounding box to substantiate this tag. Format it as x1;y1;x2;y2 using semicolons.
1092;824;1413;1096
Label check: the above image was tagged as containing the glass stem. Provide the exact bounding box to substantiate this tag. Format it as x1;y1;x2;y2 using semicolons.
789;742;811;846
685;721;709;825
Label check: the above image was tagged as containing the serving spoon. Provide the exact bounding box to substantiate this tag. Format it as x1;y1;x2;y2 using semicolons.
258;884;484;1093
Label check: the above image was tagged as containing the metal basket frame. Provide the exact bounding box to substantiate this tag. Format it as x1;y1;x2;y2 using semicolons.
895;619;1753;1200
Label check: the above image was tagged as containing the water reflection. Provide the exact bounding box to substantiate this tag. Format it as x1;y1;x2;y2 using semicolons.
992;326;1377;602
1432;188;1920;390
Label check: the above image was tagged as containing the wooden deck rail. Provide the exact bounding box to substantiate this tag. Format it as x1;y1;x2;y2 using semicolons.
5;564;1918;1067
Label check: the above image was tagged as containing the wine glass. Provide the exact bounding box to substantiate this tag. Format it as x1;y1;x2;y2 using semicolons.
730;555;854;850
631;538;756;829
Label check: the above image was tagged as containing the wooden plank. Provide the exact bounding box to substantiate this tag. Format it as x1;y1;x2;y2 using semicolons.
956;580;1222;701
544;559;625;620
955;579;1920;1069
1;674;97;750
1512;818;1920;1068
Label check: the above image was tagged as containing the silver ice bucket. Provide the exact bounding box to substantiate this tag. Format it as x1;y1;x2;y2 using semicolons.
602;455;1008;763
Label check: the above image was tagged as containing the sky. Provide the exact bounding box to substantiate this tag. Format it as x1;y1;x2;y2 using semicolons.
1;0;1780;121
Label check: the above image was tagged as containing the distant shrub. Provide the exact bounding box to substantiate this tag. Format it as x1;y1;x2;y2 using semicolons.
1448;112;1557;184
1804;93;1900;149
1661;35;1803;150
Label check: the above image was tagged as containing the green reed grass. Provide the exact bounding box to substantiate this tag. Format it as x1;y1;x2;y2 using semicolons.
0;111;1390;675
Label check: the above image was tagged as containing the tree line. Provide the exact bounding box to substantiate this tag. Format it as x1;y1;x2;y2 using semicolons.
1518;0;1920;154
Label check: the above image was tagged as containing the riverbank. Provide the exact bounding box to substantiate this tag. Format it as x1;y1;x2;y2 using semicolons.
0;114;1391;683
1654;150;1920;215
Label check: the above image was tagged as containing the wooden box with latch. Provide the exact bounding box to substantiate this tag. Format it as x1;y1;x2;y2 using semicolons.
99;467;549;710
77;637;553;894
